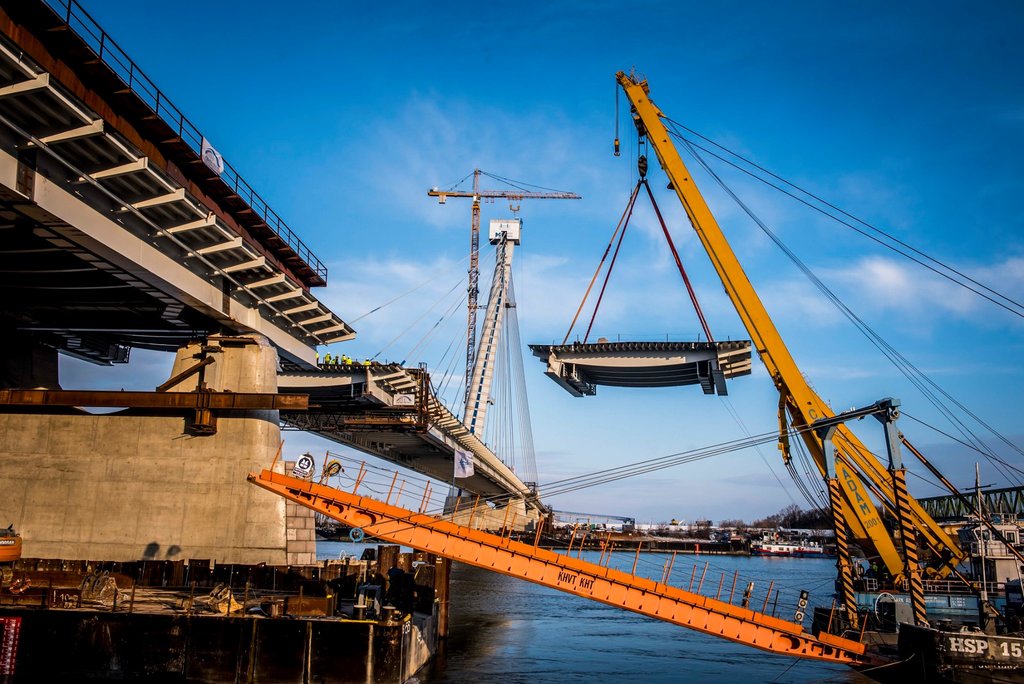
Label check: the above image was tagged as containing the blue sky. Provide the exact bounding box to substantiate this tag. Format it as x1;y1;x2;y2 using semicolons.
60;0;1024;523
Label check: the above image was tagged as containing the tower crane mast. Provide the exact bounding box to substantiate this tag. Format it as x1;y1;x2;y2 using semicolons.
428;169;580;408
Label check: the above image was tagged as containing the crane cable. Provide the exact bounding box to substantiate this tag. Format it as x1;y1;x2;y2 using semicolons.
663;118;1024;319
562;181;641;344
720;397;799;507
640;179;714;343
674;134;1024;487
438;169;576;197
583;183;636;342
565;176;716;344
478;170;576;195
903;411;1024;479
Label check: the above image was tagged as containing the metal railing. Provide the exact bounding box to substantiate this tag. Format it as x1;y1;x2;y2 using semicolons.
41;0;328;283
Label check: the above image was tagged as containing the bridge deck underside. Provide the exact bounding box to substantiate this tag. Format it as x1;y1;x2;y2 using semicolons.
2;0;327;288
0;27;353;363
279;367;535;504
0;217;210;360
529;340;752;397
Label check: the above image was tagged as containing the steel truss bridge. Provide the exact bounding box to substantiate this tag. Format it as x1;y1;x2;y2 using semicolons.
919;485;1024;522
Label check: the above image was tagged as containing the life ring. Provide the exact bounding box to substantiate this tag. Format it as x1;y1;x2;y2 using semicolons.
874;592;897;625
350;528;365;542
322;460;343;480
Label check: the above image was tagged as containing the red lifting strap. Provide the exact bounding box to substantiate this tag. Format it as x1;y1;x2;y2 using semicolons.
562;180;642;345
641;180;715;343
563;179;715;345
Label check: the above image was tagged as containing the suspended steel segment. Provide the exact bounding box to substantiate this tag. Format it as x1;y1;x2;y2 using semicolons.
530;340;752;397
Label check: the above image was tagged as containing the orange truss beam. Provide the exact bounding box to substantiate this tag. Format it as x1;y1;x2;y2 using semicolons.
249;469;866;664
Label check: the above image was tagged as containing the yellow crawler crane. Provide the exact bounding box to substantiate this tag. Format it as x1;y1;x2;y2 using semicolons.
615;70;965;627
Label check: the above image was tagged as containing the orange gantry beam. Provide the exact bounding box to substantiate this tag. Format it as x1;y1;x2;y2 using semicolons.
248;470;866;664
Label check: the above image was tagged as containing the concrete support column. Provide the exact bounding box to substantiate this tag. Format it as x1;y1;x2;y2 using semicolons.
0;334;292;564
282;461;318;566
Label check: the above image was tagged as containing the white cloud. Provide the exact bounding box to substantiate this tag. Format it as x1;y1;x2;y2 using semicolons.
821;255;1024;324
349;93;589;231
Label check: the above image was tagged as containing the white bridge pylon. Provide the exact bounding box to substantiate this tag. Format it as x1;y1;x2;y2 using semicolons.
464;218;520;439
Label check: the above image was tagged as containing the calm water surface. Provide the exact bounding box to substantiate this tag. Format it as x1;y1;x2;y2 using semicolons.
319;542;873;684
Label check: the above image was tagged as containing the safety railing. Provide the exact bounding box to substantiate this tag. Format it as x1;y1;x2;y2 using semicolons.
554;332;747;344
290;452;821;628
254;460;866;662
41;0;328;283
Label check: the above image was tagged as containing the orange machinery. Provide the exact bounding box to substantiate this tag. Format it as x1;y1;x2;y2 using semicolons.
249;468;868;665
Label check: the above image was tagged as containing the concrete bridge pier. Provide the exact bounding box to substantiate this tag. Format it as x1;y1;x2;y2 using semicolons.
0;334;307;565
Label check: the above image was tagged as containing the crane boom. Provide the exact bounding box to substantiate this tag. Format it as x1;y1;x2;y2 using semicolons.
615;72;964;580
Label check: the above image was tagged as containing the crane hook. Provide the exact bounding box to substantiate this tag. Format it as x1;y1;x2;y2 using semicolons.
638;154;648;178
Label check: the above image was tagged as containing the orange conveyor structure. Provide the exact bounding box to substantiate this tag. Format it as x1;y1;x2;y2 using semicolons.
249;469;867;665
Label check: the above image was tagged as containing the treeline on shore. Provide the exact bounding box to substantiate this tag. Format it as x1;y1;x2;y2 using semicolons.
719;504;830;531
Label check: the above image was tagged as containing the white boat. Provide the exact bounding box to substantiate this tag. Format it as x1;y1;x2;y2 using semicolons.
750;534;831;558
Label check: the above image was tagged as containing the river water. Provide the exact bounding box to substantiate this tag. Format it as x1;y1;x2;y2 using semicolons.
319;542;873;683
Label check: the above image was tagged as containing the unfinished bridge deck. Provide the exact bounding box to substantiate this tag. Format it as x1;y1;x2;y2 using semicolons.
278;364;538;507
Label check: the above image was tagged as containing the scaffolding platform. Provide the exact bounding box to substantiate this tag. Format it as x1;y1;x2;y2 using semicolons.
528;340;752;397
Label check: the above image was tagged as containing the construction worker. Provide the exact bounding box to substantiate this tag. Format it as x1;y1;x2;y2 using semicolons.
341;355;351;365
324;353;332;365
362;358;371;366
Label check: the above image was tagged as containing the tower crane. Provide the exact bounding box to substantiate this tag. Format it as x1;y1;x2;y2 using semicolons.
428;170;580;408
